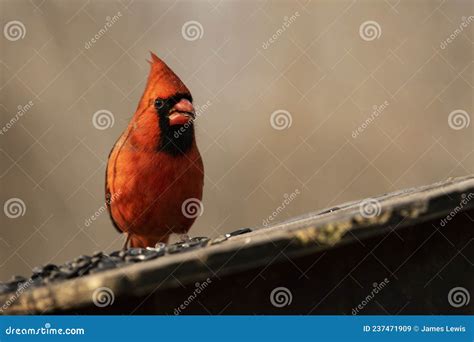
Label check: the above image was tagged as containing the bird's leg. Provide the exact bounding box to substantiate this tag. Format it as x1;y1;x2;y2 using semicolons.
122;233;131;251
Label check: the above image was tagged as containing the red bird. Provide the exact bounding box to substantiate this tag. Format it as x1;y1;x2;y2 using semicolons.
105;52;204;248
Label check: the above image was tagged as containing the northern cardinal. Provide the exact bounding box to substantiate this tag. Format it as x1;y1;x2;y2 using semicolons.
105;52;204;248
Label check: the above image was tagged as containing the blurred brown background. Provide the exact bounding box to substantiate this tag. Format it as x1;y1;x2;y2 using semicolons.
0;0;472;279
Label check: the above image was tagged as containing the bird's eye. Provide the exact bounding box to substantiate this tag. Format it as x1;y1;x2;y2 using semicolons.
154;99;165;109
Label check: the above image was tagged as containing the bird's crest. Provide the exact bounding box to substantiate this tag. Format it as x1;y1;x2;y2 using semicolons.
137;52;190;110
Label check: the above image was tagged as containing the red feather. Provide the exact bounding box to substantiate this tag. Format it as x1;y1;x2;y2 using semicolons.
106;52;204;248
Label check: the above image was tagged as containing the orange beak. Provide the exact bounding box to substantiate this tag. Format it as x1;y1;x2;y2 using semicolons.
168;99;195;126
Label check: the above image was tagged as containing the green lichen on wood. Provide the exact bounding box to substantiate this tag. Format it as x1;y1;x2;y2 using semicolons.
293;220;352;246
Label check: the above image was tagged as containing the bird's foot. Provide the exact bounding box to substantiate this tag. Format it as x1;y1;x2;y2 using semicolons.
179;234;190;242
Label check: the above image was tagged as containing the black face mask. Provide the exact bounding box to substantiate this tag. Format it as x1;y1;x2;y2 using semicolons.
154;93;195;156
